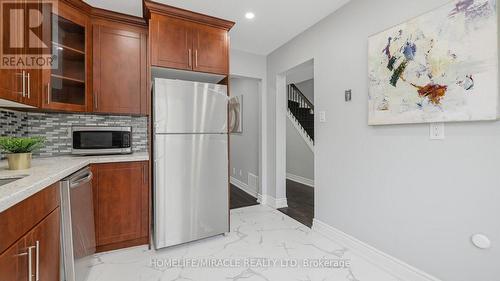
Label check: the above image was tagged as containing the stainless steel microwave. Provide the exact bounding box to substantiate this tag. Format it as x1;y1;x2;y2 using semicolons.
71;126;132;155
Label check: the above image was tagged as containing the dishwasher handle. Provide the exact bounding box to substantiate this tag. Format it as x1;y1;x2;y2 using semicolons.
69;169;93;188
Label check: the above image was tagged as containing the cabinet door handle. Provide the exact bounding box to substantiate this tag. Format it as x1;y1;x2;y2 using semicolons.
14;246;35;279
27;72;31;99
27;245;35;280
22;71;26;97
143;164;147;184
194;50;198;67
46;83;51;104
188;49;192;68
94;91;98;109
35;240;40;281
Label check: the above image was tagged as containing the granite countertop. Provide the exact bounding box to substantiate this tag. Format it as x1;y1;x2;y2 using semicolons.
0;152;149;213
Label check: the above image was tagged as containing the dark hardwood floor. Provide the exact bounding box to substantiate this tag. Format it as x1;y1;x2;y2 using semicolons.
230;184;258;209
278;180;314;227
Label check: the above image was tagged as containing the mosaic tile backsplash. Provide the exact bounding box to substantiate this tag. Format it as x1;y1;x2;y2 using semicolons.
0;109;148;157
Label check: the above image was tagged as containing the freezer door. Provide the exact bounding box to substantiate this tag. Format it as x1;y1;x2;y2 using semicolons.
154;134;229;248
154;78;228;134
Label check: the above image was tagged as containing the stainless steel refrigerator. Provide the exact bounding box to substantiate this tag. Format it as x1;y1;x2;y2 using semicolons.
153;78;229;249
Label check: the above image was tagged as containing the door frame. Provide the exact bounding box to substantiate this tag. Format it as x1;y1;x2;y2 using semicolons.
275;59;315;209
229;74;267;203
275;74;288;207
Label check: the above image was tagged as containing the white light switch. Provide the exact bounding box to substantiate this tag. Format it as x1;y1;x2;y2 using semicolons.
319;111;326;123
430;122;444;140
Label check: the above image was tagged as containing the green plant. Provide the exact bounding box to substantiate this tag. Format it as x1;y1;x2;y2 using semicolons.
0;136;45;153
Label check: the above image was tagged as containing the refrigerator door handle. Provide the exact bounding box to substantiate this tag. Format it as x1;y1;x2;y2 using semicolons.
228;104;234;133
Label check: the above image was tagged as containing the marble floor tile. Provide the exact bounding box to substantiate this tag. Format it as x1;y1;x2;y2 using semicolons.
86;205;400;281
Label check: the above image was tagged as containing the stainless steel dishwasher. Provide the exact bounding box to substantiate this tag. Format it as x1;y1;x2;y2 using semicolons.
60;167;96;281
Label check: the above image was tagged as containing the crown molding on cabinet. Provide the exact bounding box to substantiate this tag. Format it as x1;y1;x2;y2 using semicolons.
59;0;147;27
58;0;233;30
143;0;235;31
59;0;92;14
91;7;148;27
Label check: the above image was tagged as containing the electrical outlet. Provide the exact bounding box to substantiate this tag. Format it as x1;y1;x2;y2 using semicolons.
430;123;445;140
232;168;236;175
239;170;242;176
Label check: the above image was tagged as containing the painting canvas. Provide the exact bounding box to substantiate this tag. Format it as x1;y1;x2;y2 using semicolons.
229;95;243;133
368;0;499;125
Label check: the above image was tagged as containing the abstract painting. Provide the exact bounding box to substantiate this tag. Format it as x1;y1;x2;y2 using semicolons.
229;95;243;133
368;0;498;125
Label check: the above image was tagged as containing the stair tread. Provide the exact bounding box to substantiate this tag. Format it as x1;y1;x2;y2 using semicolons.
288;101;314;141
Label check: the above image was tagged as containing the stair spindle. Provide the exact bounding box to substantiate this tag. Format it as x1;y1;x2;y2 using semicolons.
287;83;314;142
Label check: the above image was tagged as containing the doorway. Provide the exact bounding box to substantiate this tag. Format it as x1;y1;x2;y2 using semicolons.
277;60;315;227
229;76;262;209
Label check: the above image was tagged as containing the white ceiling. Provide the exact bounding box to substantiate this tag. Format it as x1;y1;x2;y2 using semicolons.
83;0;350;55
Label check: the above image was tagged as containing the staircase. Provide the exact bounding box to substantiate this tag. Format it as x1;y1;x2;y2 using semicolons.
287;84;314;142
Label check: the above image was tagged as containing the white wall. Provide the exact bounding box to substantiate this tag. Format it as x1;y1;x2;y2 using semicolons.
286;117;314;182
285;60;314;85
230;77;260;194
230;49;266;79
266;0;499;280
294;79;314;103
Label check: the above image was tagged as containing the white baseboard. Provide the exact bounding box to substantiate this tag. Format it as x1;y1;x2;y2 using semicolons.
257;193;287;209
257;193;266;205
230;177;258;198
312;219;442;281
286;173;314;187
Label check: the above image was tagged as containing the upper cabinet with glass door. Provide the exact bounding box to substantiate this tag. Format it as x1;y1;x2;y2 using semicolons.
42;2;90;112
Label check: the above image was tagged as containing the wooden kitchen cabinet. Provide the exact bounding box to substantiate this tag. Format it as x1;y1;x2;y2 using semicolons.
0;3;22;104
92;24;148;115
0;209;60;281
41;2;91;112
27;209;61;281
0;68;23;105
0;1;44;107
151;15;192;70
145;0;234;75
0;183;60;281
0;0;90;110
192;23;229;75
0;233;29;281
91;161;149;252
